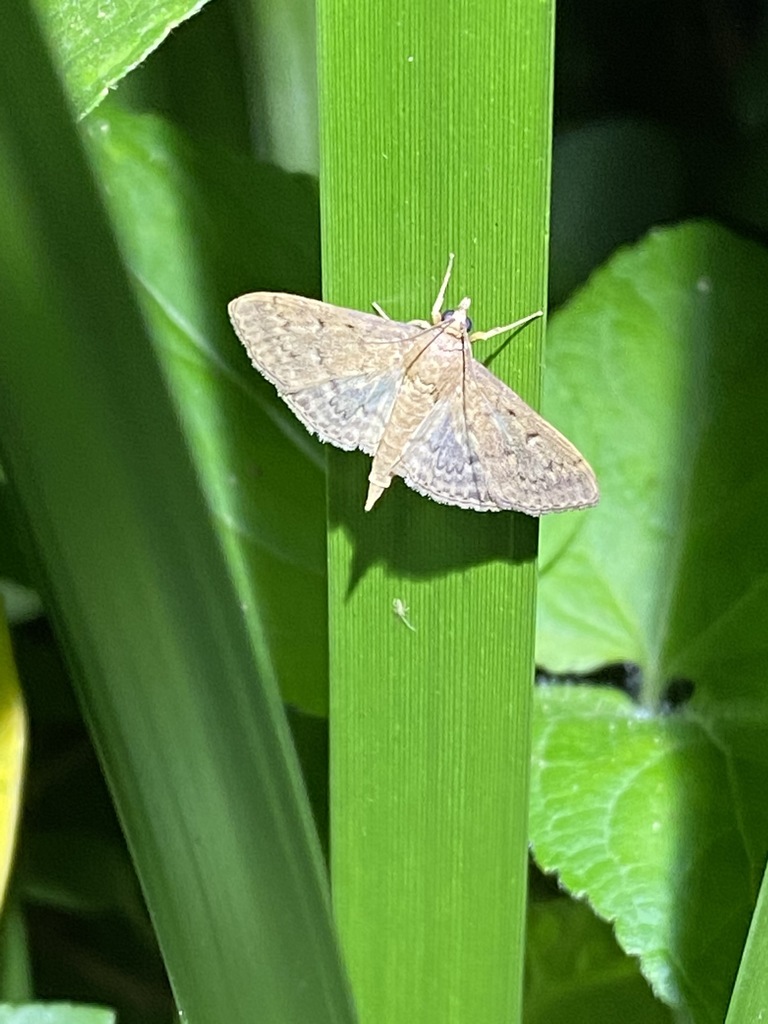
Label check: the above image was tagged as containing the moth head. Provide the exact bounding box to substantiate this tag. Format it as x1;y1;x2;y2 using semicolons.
441;296;473;333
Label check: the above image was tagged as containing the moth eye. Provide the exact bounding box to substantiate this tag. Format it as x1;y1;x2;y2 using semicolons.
441;310;473;332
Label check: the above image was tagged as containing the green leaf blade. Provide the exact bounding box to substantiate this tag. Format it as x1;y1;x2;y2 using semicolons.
35;0;213;117
319;0;555;1020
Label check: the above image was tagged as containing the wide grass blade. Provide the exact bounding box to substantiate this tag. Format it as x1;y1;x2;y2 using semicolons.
318;0;554;1019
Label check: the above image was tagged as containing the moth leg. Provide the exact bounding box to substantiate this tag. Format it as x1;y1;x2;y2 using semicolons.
372;301;392;320
470;309;543;344
430;252;455;324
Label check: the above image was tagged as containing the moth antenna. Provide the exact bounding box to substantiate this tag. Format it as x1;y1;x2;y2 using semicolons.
430;253;455;324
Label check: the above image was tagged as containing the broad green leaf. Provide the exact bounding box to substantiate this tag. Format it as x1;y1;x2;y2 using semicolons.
539;221;768;698
530;685;758;1021
0;1007;114;1024
533;222;768;1021
84;106;328;715
35;0;212;118
725;863;768;1023
526;888;674;1024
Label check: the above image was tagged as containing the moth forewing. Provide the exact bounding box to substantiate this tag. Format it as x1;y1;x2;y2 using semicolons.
228;258;599;514
229;292;412;453
228;293;413;391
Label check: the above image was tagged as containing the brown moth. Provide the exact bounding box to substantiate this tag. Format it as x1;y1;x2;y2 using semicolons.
228;254;599;514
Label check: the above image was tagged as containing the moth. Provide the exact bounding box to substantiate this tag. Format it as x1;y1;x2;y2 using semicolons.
228;255;599;514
